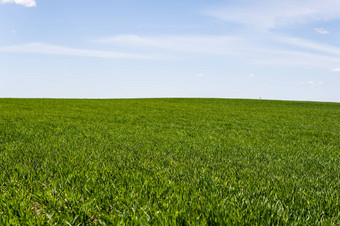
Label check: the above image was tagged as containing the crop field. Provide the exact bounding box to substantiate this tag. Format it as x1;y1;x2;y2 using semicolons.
0;98;339;224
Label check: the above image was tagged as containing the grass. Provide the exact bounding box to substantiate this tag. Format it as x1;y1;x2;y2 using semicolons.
0;98;339;224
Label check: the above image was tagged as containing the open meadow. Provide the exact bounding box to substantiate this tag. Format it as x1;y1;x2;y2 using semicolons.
0;98;339;224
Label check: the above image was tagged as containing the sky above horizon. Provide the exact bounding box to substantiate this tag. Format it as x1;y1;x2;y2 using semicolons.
1;0;340;102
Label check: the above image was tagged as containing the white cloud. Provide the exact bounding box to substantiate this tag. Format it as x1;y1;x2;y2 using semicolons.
2;34;340;69
251;49;340;68
314;28;330;34
95;34;340;69
95;35;240;55
248;73;255;77
0;43;158;60
1;0;36;7
196;73;205;77
331;68;340;72
196;1;340;69
299;81;325;86
205;0;340;30
279;37;340;56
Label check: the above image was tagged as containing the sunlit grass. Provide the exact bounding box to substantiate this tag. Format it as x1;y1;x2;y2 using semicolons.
0;98;339;224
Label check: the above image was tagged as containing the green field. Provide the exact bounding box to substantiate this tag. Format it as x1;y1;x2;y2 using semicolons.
0;98;339;224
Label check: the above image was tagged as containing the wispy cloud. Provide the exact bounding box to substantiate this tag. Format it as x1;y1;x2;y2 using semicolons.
1;0;36;7
2;35;340;69
331;68;340;72
250;48;340;68
197;1;340;70
95;35;240;55
314;28;330;34
299;81;325;86
279;37;340;56
95;34;340;69
205;0;340;30
0;43;158;60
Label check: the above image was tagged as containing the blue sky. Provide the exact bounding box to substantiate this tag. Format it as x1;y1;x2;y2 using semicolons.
1;0;340;101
